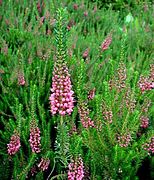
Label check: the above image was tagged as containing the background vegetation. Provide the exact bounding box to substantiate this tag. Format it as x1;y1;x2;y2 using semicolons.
0;0;153;179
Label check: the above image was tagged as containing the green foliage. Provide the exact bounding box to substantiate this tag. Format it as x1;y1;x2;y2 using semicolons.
0;0;153;179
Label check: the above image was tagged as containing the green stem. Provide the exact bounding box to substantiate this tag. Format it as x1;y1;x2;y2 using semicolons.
50;174;66;180
60;115;63;126
17;153;36;180
47;158;56;180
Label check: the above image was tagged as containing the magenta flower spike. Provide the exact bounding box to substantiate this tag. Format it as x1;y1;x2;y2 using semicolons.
78;102;95;128
101;34;112;52
49;65;74;116
68;157;84;180
29;126;41;153
138;75;154;93
38;158;50;171
140;116;149;128
88;88;96;100
144;137;154;154
7;132;21;155
117;133;131;147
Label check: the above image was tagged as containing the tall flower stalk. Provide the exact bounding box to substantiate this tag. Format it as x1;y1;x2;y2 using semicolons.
49;64;74;116
49;8;74;116
29;120;41;153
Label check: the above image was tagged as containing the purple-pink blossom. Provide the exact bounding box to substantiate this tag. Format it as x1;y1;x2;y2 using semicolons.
103;110;113;124
49;65;74;116
138;65;154;93
140;116;149;128
144;137;154;154
101;34;112;52
29;126;41;153
78;102;95;128
68;157;84;180
88;88;96;100
7;132;21;155
38;158;50;171
117;133;131;147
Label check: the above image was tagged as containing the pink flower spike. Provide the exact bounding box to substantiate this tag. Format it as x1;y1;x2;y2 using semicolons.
68;157;84;180
49;65;74;116
101;34;112;52
140;116;149;128
38;158;50;171
7;132;21;155
29;126;41;153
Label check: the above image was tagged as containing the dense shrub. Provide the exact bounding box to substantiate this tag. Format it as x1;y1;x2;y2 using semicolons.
0;0;153;179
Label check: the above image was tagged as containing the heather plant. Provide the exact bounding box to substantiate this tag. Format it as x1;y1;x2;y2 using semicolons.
0;0;154;180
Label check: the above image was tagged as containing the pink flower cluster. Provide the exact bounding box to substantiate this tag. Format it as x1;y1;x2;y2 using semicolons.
38;158;50;171
49;65;74;116
138;65;154;93
29;126;41;153
117;62;127;90
117;133;131;147
140;116;149;128
78;103;94;128
68;157;84;180
7;133;21;155
18;73;25;86
88;88;96;100
103;110;113;124
125;89;136;112
101;34;112;52
138;76;154;93
144;137;154;154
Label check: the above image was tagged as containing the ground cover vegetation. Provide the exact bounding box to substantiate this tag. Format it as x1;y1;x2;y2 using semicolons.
0;0;154;179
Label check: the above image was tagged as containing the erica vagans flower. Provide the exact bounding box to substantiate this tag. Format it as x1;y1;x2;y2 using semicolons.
29;122;41;153
68;157;84;180
144;137;154;154
117;133;131;147
101;34;112;52
140;116;149;128
49;64;74;116
38;158;50;171
7;132;21;155
78;102;94;128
